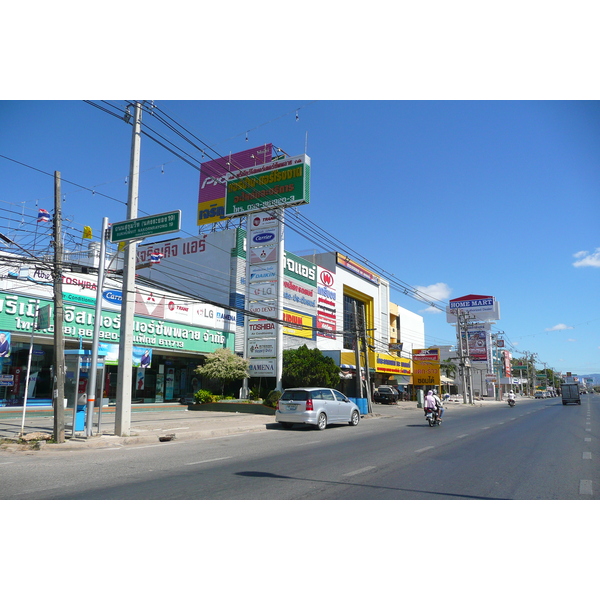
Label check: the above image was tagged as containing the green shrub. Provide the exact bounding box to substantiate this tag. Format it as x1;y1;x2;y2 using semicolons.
194;389;216;404
264;390;282;408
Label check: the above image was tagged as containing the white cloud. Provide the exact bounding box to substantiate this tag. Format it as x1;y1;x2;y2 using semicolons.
415;283;452;313
573;248;600;267
567;338;577;342
545;323;574;331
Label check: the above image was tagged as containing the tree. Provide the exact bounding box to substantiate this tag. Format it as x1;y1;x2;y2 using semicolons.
194;348;249;398
282;345;340;389
440;358;457;379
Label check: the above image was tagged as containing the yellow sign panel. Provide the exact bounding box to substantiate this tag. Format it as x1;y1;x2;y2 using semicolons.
374;352;411;375
283;309;314;339
197;198;231;226
413;363;441;386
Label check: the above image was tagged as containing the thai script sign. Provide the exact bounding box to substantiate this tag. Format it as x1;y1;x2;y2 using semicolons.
110;210;181;243
336;253;380;284
225;155;310;217
375;353;411;375
0;291;234;353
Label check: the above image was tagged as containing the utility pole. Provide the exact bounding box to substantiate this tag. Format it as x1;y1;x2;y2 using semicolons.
115;102;142;437
53;171;65;443
353;302;362;401
455;310;473;404
359;304;373;413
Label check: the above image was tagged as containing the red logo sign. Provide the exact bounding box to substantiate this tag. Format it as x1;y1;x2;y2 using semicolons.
320;270;334;287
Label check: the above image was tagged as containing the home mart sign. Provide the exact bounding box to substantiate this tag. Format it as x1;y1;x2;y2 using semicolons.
446;294;500;323
0;291;233;353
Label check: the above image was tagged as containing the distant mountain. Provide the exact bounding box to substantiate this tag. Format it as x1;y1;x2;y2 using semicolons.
580;374;600;383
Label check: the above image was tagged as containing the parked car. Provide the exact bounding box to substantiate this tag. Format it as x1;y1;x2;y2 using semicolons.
276;387;361;430
373;385;399;404
534;391;544;398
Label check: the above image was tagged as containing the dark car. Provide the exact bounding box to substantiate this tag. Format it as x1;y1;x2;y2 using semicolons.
373;385;399;404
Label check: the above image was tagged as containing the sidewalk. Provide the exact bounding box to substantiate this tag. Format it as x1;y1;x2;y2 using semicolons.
0;396;535;453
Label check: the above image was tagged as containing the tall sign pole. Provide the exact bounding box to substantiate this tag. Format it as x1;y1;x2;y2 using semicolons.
115;102;142;437
53;171;65;443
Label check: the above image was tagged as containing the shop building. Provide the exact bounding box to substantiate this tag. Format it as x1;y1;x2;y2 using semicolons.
0;248;235;407
134;229;425;398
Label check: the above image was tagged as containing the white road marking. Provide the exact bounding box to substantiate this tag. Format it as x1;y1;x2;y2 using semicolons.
125;441;186;450
186;456;232;465
585;438;592;442
457;434;469;439
583;452;592;459
579;480;593;495
415;446;435;453
343;466;376;477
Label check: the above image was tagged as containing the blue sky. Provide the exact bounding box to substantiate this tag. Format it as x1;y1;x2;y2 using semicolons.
1;100;599;375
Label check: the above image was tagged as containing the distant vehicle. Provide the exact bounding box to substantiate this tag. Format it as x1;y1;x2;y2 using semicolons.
561;383;581;405
373;385;399;404
276;387;361;430
534;391;545;398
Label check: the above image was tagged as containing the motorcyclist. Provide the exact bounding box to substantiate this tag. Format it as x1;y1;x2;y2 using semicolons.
433;389;444;422
507;390;516;405
424;390;439;420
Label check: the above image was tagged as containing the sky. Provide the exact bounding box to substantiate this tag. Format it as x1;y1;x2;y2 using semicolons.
1;99;599;375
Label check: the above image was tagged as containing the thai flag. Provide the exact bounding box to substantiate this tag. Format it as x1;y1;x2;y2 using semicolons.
150;252;163;264
37;208;51;223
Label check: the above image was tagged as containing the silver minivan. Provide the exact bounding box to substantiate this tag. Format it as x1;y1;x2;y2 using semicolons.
276;387;361;430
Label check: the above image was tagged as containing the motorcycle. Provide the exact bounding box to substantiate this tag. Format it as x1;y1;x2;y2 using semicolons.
508;398;516;407
425;407;440;426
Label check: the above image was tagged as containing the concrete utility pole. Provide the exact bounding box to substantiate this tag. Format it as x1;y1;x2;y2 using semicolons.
53;171;65;443
455;309;475;404
359;304;373;413
85;217;109;437
115;102;142;437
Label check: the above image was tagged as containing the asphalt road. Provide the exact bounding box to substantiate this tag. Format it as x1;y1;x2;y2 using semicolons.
1;395;597;500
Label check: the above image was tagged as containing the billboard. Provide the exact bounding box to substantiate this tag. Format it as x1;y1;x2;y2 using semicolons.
225;154;310;217
446;294;500;323
198;144;273;226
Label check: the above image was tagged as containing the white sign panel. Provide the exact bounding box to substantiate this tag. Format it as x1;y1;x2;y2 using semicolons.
248;339;277;358
249;227;279;248
248;320;277;338
249;245;278;265
248;358;276;377
248;300;277;319
248;212;280;230
249;281;277;300
249;263;277;282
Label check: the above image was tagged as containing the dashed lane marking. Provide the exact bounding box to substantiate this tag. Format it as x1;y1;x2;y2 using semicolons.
343;466;376;477
415;446;435;453
186;456;232;465
580;480;593;495
583;452;592;460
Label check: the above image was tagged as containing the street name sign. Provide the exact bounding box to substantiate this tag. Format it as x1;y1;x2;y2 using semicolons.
110;210;181;243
